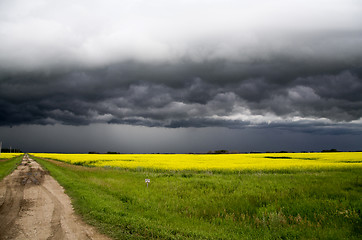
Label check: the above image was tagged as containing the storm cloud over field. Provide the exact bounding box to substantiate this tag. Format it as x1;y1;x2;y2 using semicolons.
1;0;362;152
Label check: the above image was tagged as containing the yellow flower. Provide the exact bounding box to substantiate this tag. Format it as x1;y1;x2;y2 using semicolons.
31;152;362;171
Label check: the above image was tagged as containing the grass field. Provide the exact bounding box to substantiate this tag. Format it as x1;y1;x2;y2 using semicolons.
0;153;24;180
31;153;362;239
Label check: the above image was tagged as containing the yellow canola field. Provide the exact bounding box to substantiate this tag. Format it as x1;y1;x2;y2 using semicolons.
0;153;23;159
31;152;362;171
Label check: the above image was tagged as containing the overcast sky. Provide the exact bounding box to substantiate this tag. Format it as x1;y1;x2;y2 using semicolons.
1;0;362;153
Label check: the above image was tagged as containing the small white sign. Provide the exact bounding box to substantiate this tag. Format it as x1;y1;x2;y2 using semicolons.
145;178;150;187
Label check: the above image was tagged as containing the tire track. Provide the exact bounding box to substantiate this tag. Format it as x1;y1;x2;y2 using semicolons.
0;167;25;238
42;185;65;240
0;154;109;240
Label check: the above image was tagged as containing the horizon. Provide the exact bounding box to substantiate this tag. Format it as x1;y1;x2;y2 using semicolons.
3;147;362;155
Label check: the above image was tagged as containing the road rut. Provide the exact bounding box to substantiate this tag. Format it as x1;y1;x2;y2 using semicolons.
0;154;110;240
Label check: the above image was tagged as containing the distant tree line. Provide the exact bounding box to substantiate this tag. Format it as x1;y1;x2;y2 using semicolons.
88;151;120;154
1;148;22;153
207;150;240;154
107;151;120;154
88;149;343;154
321;149;339;152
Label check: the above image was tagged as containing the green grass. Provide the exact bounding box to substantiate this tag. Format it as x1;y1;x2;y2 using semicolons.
32;156;362;240
0;154;23;180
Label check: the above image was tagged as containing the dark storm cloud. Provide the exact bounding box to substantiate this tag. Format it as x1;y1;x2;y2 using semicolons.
1;61;362;134
1;0;362;134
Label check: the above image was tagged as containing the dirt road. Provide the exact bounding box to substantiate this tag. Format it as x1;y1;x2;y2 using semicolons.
0;154;110;240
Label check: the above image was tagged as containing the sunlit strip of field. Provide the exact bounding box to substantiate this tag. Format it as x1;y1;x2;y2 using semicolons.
31;152;362;171
0;153;24;160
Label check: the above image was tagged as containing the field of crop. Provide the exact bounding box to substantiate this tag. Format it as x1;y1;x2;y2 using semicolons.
31;152;362;239
32;152;362;171
0;153;24;160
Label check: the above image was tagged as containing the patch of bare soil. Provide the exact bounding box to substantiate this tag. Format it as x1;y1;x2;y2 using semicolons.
0;154;110;240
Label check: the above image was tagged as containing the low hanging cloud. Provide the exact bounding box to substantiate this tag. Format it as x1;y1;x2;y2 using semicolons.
1;64;362;134
1;0;362;134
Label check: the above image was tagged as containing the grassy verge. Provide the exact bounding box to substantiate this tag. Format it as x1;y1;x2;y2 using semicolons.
33;156;362;240
0;154;23;181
